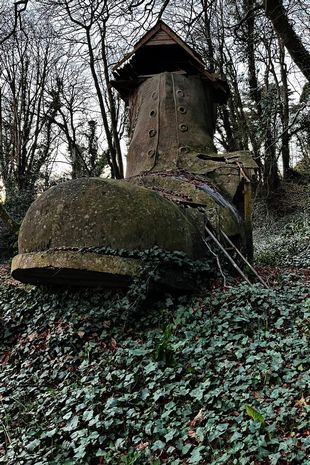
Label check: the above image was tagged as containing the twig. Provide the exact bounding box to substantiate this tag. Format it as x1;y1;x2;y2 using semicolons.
265;103;307;154
0;419;11;445
232;5;264;41
157;0;171;21
0;0;29;45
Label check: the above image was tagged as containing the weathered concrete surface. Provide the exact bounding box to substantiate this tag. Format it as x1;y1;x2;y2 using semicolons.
11;250;140;287
18;178;205;257
11;249;197;290
127;73;217;177
12;177;208;287
129;174;243;238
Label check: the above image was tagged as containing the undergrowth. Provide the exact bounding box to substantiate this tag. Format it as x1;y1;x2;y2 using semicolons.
254;215;310;267
254;182;310;267
0;276;309;464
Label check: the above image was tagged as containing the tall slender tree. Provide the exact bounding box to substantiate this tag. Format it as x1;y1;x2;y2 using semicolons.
264;0;310;82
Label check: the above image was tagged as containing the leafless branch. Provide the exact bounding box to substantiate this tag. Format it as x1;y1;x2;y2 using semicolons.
0;0;29;45
157;0;171;21
265;103;307;153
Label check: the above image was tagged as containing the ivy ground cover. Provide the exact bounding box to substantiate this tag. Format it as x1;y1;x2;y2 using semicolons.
0;277;309;464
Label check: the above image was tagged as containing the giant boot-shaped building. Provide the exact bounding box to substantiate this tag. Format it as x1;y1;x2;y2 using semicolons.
12;21;257;289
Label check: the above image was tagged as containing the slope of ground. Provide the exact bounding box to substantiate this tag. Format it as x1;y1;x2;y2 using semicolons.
0;181;309;465
0;271;309;465
253;182;310;268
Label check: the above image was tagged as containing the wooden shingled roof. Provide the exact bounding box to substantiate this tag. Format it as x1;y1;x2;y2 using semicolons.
111;21;230;103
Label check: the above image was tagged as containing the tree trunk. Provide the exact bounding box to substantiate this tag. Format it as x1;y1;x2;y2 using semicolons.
85;29;121;179
221;106;241;152
264;125;280;193
0;203;19;232
265;0;310;82
245;0;262;118
100;29;124;178
279;42;291;178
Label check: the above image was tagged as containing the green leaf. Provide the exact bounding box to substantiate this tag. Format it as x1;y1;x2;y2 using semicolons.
164;429;177;442
152;440;165;451
245;404;265;424
26;439;40;451
190;385;205;401
269;453;282;465
44;428;57;438
188;446;205;464
82;409;94;421
64;415;79;431
180;443;192;455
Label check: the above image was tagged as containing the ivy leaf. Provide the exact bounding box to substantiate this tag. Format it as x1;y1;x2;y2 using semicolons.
82;409;94;421
64;415;79;431
26;439;40;451
41;427;57;438
129;348;152;356
188;446;205;464
152;440;165;451
140;388;150;400
269;452;282;465
164;429;177;442
74;444;87;459
190;385;205;401
245;404;265;424
180;443;192;455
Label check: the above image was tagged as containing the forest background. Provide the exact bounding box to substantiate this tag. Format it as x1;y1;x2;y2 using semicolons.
0;0;309;223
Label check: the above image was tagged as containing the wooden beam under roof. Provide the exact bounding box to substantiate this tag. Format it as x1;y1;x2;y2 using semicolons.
113;20;207;74
112;20;230;103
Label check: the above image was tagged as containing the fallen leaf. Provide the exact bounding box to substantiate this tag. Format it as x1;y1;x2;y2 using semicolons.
137;441;149;450
110;338;117;350
0;351;11;366
189;408;204;427
28;332;38;341
295;394;307;409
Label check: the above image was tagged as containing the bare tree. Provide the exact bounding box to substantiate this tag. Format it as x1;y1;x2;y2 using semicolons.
0;0;29;45
0;11;62;213
48;70;109;179
46;0;125;178
163;0;308;190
